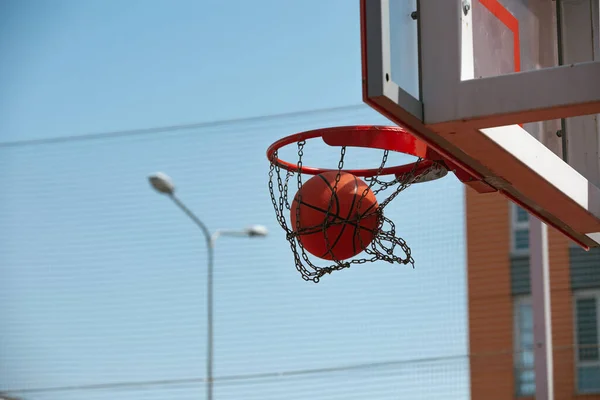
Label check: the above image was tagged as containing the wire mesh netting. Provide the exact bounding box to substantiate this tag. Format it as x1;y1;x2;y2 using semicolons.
0;106;470;399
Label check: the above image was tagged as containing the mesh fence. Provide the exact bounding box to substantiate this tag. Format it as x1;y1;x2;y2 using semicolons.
1;105;595;399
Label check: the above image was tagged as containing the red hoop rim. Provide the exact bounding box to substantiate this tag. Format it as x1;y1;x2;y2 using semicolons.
266;125;447;178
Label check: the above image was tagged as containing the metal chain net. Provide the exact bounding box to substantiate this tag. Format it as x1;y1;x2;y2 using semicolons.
268;141;440;283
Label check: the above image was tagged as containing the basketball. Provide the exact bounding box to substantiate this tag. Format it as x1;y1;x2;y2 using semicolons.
290;171;380;260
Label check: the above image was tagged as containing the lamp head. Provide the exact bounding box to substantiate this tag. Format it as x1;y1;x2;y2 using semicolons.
246;225;268;237
148;172;175;195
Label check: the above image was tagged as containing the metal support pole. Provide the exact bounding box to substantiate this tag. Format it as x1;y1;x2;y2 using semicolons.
206;239;214;400
169;195;214;400
149;172;265;400
529;216;553;400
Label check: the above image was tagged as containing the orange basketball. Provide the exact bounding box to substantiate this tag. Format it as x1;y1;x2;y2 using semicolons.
290;171;380;260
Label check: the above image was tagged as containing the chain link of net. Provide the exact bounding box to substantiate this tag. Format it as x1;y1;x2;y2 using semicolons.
268;143;441;283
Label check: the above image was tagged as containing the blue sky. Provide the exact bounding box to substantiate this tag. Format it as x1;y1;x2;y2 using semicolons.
0;1;469;399
0;0;359;143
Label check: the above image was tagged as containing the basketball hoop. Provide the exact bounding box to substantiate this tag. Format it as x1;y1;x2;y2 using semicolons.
267;125;451;282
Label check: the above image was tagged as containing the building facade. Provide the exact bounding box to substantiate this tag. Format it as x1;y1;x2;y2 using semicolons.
467;188;600;399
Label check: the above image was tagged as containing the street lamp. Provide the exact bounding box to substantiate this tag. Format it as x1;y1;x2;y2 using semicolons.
148;172;267;400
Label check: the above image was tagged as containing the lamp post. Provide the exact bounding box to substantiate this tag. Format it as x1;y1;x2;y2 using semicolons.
148;172;267;400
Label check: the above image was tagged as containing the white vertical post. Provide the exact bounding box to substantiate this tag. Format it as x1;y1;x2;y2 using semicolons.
419;0;462;125
529;217;553;400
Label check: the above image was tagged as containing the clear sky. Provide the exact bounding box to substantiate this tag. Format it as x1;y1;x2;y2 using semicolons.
0;0;360;143
0;1;469;399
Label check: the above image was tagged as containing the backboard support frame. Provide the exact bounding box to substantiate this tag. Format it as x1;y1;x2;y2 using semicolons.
421;0;600;132
361;0;600;249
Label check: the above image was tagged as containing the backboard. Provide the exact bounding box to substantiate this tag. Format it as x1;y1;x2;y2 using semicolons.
361;0;600;248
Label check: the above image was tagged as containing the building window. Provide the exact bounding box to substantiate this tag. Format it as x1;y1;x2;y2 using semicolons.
514;296;535;396
511;204;529;253
575;291;600;393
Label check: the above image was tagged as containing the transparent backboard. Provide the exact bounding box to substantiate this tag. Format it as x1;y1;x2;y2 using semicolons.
388;0;419;99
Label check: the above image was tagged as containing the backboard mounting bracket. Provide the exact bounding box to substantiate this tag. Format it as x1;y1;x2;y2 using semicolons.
361;0;600;249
